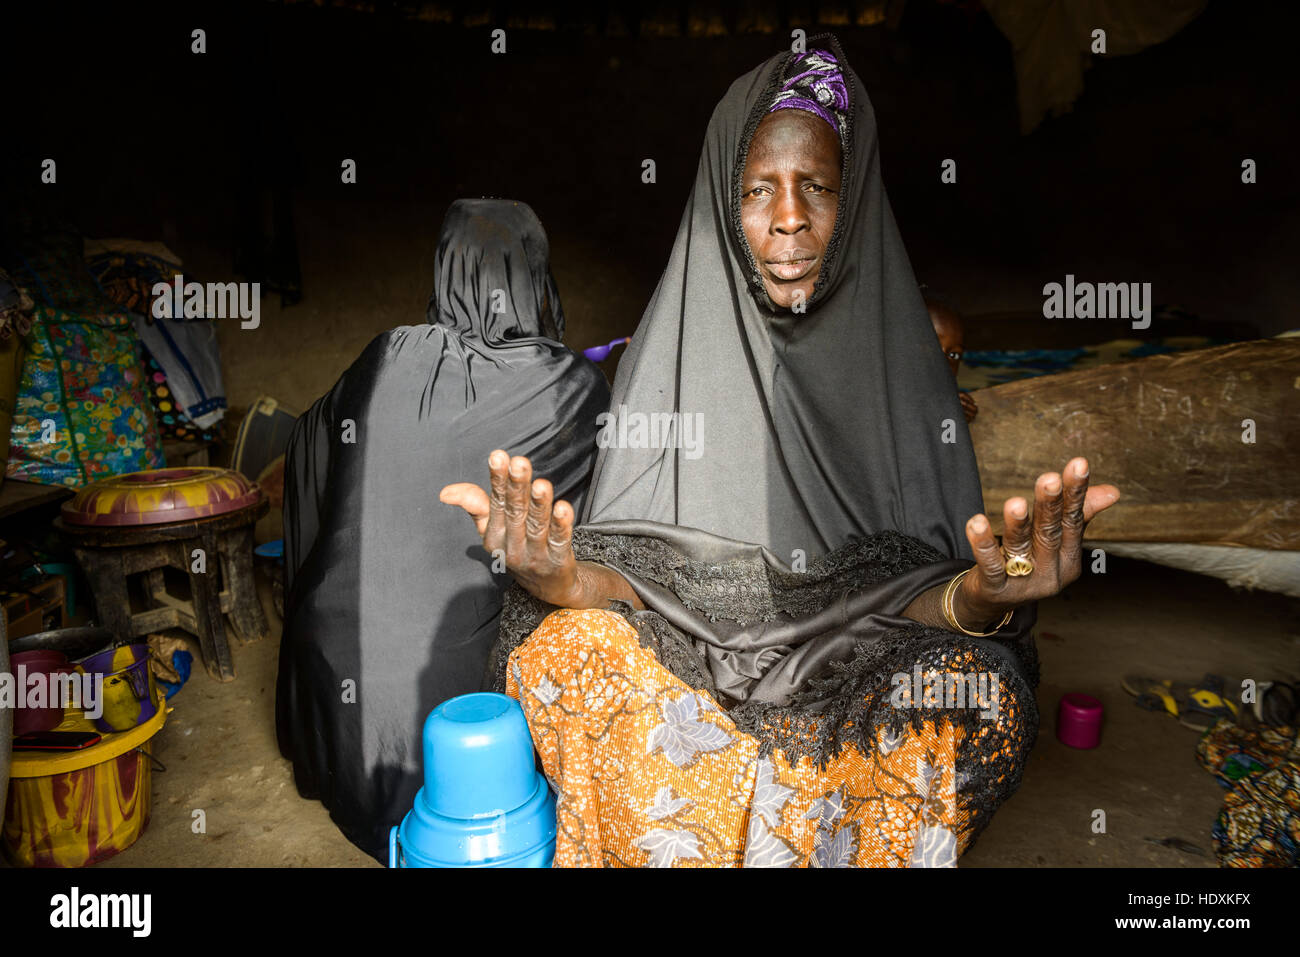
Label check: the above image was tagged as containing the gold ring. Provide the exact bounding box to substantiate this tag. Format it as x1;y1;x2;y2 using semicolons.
1002;547;1035;577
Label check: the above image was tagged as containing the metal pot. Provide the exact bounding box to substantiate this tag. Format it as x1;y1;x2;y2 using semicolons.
7;626;118;663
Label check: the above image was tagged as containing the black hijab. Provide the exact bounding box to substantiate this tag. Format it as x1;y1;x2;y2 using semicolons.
425;199;564;342
277;199;610;861
582;36;983;563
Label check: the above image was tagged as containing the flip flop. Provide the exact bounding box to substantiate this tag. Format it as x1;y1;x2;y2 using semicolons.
1121;674;1239;732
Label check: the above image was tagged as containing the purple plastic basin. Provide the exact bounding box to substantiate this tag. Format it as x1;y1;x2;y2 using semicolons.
78;643;156;733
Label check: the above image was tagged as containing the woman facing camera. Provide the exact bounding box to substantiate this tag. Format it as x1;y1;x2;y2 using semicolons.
442;41;1119;868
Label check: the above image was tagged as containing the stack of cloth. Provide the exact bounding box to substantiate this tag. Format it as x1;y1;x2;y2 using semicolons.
0;267;35;476
1196;718;1300;868
84;239;225;444
1;215;164;486
0;266;34;340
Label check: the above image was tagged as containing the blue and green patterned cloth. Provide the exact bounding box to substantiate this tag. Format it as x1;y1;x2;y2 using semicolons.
8;304;164;487
4;218;166;486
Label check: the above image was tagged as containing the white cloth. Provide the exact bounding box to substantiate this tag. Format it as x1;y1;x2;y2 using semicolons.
131;313;227;430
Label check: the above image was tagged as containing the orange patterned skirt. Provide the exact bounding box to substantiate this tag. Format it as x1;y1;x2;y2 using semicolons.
506;607;1028;868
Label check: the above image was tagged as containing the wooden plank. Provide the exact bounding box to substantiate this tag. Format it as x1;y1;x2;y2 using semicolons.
970;338;1300;549
0;480;73;522
187;528;235;681
220;526;268;644
143;567;167;604
73;547;134;641
121;544;172;576
130;606;184;635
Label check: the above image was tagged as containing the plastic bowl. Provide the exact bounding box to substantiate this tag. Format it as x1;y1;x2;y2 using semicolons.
424;692;539;819
391;692;556;868
61;467;262;527
77;644;157;733
9;649;73;736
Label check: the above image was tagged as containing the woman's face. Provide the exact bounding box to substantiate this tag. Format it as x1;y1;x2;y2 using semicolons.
740;110;843;309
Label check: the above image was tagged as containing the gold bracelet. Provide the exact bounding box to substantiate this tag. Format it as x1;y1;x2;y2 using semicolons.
942;568;1013;637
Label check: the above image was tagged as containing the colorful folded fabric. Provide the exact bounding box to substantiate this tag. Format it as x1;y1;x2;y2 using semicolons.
86;248;227;437
83;246;182;321
7;304;163;487
1196;719;1300;868
130;313;225;433
140;352;218;443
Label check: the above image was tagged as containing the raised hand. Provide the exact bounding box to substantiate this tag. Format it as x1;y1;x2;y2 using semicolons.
957;457;1119;628
439;450;583;607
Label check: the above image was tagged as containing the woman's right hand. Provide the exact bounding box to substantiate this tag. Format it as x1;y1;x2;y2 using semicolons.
957;456;1119;626
440;450;585;607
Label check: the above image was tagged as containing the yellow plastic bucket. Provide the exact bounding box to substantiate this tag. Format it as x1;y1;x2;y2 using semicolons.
3;695;166;867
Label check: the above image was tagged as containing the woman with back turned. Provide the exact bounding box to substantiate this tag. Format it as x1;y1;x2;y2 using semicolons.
279;199;610;862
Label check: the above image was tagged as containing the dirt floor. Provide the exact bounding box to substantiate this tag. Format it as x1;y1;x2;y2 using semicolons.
75;553;1294;869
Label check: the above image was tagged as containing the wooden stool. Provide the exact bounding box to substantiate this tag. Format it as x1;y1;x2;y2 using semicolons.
56;500;269;682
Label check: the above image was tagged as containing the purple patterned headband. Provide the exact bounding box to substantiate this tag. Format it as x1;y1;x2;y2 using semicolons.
767;49;849;146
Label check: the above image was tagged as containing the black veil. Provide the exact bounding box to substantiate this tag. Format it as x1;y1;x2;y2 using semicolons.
582;36;984;563
276;199;609;861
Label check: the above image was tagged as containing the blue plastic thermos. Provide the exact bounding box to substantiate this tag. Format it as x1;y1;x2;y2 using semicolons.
389;692;556;867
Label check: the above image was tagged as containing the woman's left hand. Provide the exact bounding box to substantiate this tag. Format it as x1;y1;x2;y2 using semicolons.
956;456;1120;628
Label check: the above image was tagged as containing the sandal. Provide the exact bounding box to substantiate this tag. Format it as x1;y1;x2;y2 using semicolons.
1121;673;1239;732
1254;681;1298;728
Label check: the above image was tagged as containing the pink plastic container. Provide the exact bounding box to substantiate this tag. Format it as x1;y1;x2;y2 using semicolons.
8;649;72;736
1057;692;1103;749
